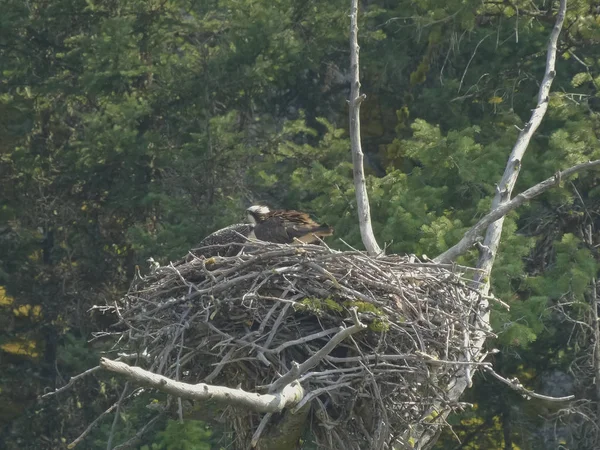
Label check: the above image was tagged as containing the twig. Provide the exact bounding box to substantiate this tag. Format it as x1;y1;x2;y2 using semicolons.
482;365;574;402
463;328;472;388
69;402;120;448
41;365;101;398
106;383;129;450
457;34;491;94
268;327;341;354
176;327;185;423
269;308;367;393
250;412;273;448
261;302;292;358
111;413;165;450
204;347;235;383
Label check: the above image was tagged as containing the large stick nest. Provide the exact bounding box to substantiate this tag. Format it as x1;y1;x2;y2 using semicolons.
103;242;490;449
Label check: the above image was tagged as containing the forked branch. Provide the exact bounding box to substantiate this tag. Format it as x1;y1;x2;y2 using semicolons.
417;1;569;448
473;0;567;292
435;158;600;264
482;365;574;402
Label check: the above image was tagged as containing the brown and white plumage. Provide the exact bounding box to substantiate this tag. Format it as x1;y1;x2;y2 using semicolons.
246;205;334;244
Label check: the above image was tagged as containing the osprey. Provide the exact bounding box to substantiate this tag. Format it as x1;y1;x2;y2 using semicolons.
246;205;334;244
193;223;255;257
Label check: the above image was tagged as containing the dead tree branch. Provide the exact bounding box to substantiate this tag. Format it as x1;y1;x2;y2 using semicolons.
41;365;101;399
482;365;575;402
349;0;382;257
416;1;569;448
435;158;600;264
99;358;304;414
473;0;567;293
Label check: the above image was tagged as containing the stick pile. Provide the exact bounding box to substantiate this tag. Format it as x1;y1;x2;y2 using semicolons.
102;241;490;449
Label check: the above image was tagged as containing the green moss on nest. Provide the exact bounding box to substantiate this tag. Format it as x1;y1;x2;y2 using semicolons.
343;300;385;317
295;297;343;316
369;319;390;332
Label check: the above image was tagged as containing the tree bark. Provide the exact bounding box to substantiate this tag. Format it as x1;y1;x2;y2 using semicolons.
349;0;382;257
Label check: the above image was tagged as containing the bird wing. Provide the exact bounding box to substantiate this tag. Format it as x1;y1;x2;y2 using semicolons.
258;210;333;244
286;223;334;243
253;218;292;244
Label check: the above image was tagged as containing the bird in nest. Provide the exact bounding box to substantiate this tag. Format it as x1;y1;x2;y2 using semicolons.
193;205;333;258
245;205;334;245
193;222;256;257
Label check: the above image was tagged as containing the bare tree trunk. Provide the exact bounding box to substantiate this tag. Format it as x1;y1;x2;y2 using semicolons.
349;0;382;257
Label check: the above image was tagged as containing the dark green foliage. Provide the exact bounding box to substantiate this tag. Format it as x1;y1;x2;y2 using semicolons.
142;420;213;450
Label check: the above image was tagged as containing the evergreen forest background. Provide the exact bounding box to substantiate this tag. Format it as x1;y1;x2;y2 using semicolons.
1;0;600;448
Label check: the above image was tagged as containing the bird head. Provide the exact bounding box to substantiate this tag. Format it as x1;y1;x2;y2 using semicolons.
246;205;270;224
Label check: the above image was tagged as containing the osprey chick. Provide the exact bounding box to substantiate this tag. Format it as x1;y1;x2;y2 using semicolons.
246;205;334;244
194;223;255;257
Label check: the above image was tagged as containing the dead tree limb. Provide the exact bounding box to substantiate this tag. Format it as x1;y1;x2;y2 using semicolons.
41;365;101;398
435;158;600;264
99;358;304;414
473;0;567;293
482;365;574;402
349;0;382;257
415;1;569;448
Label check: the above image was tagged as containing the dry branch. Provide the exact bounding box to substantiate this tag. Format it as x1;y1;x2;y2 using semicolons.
349;0;382;256
100;358;305;413
481;365;574;402
41;365;101;399
416;2;569;448
473;0;567;292
435;158;600;264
